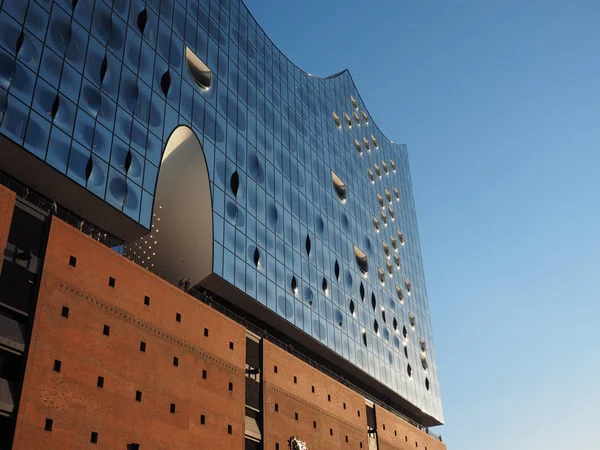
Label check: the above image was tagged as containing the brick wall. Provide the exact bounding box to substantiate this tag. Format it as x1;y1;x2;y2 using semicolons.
375;406;446;450
0;185;16;273
13;218;247;449
263;339;369;450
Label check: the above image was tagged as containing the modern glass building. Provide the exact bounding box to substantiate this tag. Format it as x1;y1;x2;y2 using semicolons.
0;0;444;448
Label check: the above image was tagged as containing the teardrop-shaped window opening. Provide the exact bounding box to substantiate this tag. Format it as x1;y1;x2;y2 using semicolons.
388;207;395;222
371;292;376;310
344;113;352;128
409;312;416;329
374;164;381;177
363;136;370;151
124;150;133;173
385;189;392;204
185;46;213;90
394;187;400;201
15;32;24;55
161;70;171;96
386;261;393;276
396;285;404;303
373;319;379;334
405;279;412;296
381;308;387;323
253;247;260;267
393;317;398;331
390;160;396;172
291;276;297;294
354;138;362;154
382;242;390;257
421;356;428;371
377;268;385;284
85;155;93;181
382;161;389;174
397;230;405;246
362;330;367;346
322;278;328;293
355;246;369;275
420;339;427;352
377;193;384;208
332;111;341;128
353;111;360;125
305;234;311;257
425;377;430;391
367;169;375;183
362;111;369;124
334;260;340;280
137;8;148;34
371;134;379;149
407;364;412;377
359;282;365;301
380;212;387;226
404;344;408;358
394;254;400;269
51;95;60;119
230;171;239;197
349;300;355;316
390;236;398;250
100;54;108;83
331;171;347;201
402;325;408;339
372;217;380;232
350;95;359;110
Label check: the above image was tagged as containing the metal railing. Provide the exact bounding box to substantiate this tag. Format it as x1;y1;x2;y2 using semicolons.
185;285;442;441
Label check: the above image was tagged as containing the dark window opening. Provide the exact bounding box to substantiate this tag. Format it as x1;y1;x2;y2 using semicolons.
311;385;315;393
108;277;115;287
228;424;232;434
294;412;298;421
140;341;146;352
274;403;278;412
173;356;179;367
53;360;61;372
176;312;181;322
202;369;207;379
97;376;104;388
44;418;53;431
229;341;234;350
204;328;209;337
135;390;142;402
144;295;150;306
293;376;297;384
69;256;77;267
313;420;317;429
61;306;69;318
343;402;346;410
200;414;206;424
229;382;233;391
91;432;98;444
330;428;333;436
170;403;176;414
274;365;278;373
328;394;331;402
103;325;110;336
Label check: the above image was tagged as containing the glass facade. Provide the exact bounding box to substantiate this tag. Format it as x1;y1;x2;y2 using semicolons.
0;0;443;423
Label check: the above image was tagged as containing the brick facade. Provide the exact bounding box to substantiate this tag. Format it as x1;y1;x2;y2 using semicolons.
375;407;445;450
0;185;16;274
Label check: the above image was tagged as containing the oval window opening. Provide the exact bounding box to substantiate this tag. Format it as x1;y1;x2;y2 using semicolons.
350;300;355;316
185;46;213;90
409;312;416;329
425;377;430;391
382;161;389;173
386;261;393;276
393;317;398;331
359;282;365;301
354;246;369;275
305;234;311;257
381;308;387;323
390;160;396;171
372;217;380;232
230;171;239;196
334;260;340;280
385;189;392;204
394;254;400;269
377;268;385;284
374;164;381;177
377;193;384;208
331;171;347;201
407;364;412;378
382;242;390;257
374;319;379;334
390;236;398;250
253;247;260;267
371;292;376;310
291;276;298;294
322;278;328;293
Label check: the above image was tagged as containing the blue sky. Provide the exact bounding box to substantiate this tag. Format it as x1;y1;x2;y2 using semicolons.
247;1;600;448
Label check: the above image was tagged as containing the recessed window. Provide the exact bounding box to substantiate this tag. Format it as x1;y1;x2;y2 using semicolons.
362;111;369;124
275;403;279;412
374;163;381;177
229;341;234;350
404;344;409;358
349;300;355;316
312;385;315;393
322;278;328;293
381;211;388;226
371;134;379;149
295;412;299;420
354;138;362;154
136;390;142;402
53;360;62;372
293;376;297;384
393;317;398;331
353;111;360;124
420;338;427;352
373;320;379;334
344;113;352;128
382;161;389;174
328;394;331;402
108;277;115;287
170;403;176;414
331;171;347;201
173;356;179;366
230;171;239;197
204;328;209;337
409;313;416;328
405;279;412;295
363;136;370;151
140;341;146;352
358;410;361;417
367;168;375;183
388;207;395;222
394;254;400;269
330;428;333;436
69;255;77;267
228;424;232;434
372;217;380;232
390;236;398;250
343;402;346;409
97;376;104;388
103;325;110;336
332;112;342;128
176;312;181;322
360;282;365;300
334;260;340;280
371;293;377;311
377;268;385;284
402;326;408;339
229;382;233;391
386;261;393;276
185;46;213;90
421;355;428;370
354;245;369;274
201;414;206;424
396;285;404;303
61;306;69;318
291;276;298;294
377;193;385;208
144;295;150;306
385;189;392;204
362;330;367;346
397;230;405;246
274;365;278;373
390;160;396;171
381;308;387;323
350;95;359;110
313;420;317;429
44;418;53;432
394;187;400;200
91;431;98;444
382;242;390;257
202;369;207;379
345;436;349;443
306;234;311;257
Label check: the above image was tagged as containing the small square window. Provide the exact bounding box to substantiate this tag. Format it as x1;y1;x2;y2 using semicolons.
228;382;233;391
328;394;331;402
204;328;209;337
61;306;69;318
202;369;207;379
329;428;333;436
229;341;234;350
170;403;176;414
91;431;98;444
274;403;279;412
44;418;53;431
140;341;146;352
200;414;206;425
97;376;104;388
293;376;297;384
135;390;142;402
173;356;179;367
103;325;110;336
294;412;298;421
313;420;316;429
274;365;278;373
311;385;315;393
144;295;150;306
53;360;62;372
227;424;232;434
108;277;115;287
69;256;77;267
176;312;181;322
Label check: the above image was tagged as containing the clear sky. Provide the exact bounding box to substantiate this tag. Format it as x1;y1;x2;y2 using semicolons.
246;1;600;448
